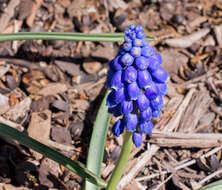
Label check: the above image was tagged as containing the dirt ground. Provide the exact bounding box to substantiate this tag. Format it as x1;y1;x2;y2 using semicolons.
0;0;222;189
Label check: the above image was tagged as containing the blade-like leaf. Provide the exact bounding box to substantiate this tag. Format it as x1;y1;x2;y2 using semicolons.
201;179;222;190
0;123;107;188
85;91;111;190
0;32;154;42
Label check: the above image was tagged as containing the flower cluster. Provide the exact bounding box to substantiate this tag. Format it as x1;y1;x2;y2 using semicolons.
106;25;168;147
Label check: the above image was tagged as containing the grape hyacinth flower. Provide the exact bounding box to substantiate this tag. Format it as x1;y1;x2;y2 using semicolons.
106;25;168;147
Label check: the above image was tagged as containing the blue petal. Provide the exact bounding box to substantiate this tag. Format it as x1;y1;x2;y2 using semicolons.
136;94;150;111
133;39;143;47
144;82;159;99
127;82;141;100
132;132;143;147
140;106;152;122
108;104;122;117
124;36;132;43
112;119;125;136
124;66;137;83
121;100;133;115
151;67;169;83
110;56;122;71
141;46;154;57
130;47;141;57
150;95;163;110
111;70;124;90
152;109;161;117
135;56;149;70
153;53;162;64
137;70;152;88
129;31;136;39
135;25;143;32
147;56;160;72
106;90;118;108
130;24;135;30
121;53;134;66
123;42;132;51
113;87;126;103
139;121;154;134
125;114;138;132
156;83;168;95
106;68;115;89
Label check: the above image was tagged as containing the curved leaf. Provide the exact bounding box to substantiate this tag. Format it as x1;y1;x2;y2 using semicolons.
85;91;111;190
0;123;107;188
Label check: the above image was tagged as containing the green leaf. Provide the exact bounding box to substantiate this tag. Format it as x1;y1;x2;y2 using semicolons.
0;32;154;42
201;179;222;190
85;91;111;190
0;123;107;188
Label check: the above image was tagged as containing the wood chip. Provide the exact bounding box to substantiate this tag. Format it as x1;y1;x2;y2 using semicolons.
83;61;102;74
0;0;20;33
37;83;68;96
165;28;210;48
26;0;43;27
179;90;212;133
27;110;51;159
214;24;222;47
4;97;31;121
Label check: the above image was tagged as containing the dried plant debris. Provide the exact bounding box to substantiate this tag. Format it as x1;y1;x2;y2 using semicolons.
0;0;222;190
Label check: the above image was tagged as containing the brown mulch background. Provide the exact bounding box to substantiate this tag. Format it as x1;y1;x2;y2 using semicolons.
0;0;222;189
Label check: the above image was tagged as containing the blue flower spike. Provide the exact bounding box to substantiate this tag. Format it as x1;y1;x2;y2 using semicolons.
106;25;168;147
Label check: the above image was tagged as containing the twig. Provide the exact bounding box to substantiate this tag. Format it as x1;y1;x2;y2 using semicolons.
153;174;173;190
136;146;222;182
198;169;222;186
173;67;219;88
149;131;222;148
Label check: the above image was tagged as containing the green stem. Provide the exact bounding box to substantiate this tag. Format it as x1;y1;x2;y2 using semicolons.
107;131;133;190
0;32;154;42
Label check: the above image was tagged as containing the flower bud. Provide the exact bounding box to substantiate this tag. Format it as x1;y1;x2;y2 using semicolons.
110;56;122;71
135;56;149;70
112;119;125;136
150;95;163;110
121;53;134;66
139;121;153;134
152;109;161;117
140;106;152;122
137;70;152;88
136;94;150;111
151;66;169;83
130;47;141;57
144;82;159;99
127;82;141;100
121;100;133;115
141;46;154;57
111;70;124;90
156;83;168;95
133;132;143;147
125;114;138;132
124;66;137;83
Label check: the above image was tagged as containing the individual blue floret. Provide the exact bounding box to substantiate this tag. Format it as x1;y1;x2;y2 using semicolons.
106;24;168;147
133;132;143;147
112;119;125;136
